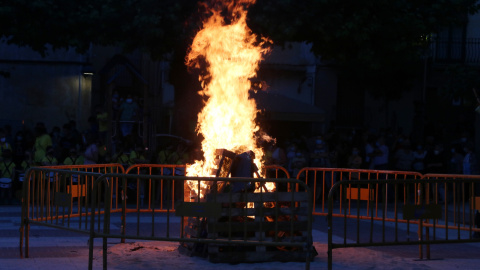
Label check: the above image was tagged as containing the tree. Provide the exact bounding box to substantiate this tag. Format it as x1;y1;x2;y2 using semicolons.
2;0;479;135
2;0;478;97
247;0;480;99
0;0;198;58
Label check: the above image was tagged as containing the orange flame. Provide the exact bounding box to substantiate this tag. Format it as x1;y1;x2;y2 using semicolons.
186;1;269;176
185;0;272;197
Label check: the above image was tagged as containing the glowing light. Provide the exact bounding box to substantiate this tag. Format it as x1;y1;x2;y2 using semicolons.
185;0;274;197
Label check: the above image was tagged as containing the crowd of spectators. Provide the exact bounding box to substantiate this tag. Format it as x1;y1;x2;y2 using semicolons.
0;93;192;205
2;114;479;205
0;116;195;205
263;127;480;179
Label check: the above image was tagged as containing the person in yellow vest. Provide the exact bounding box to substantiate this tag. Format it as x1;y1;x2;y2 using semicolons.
129;144;149;166
41;146;58;166
128;144;149;206
63;148;84;165
0;149;16;204
157;144;172;164
19;150;34;174
113;143;130;168
169;143;189;177
18;150;34;188
62;147;84;184
33;124;52;165
157;144;185;164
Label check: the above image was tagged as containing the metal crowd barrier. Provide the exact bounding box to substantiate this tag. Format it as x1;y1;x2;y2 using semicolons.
296;167;422;216
122;164;289;211
19;164;306;267
327;177;480;270
87;174;314;270
20;163;480;269
112;164;291;244
19;166;116;258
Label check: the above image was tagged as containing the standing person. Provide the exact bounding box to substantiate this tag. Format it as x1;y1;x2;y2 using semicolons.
3;125;13;145
17;150;34;192
393;141;415;171
111;90;121;120
449;145;464;174
463;143;479;203
33;124;52;165
69;120;83;150
347;147;363;169
371;136;389;170
0;129;12;162
118;94;139;138
285;143;298;175
309;138;330;168
49;126;62;161
424;143;448;202
50;126;61;149
63;148;84;166
12;130;26;166
129;144;149;166
291;151;308;179
463;143;479;175
424;143;447;174
412;144;427;173
364;135;376;169
83;135;99;165
59;123;79;161
270;144;287;167
96;105;109;145
113;142;130;168
41;146;58;166
347;147;363;179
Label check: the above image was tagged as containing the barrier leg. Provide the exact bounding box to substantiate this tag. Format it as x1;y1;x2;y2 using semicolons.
88;236;94;270
426;226;430;259
26;224;30;258
19;226;23;258
418;220;423;260
103;236;108;270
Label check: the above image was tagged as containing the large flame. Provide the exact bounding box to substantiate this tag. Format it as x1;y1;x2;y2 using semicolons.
185;0;272;197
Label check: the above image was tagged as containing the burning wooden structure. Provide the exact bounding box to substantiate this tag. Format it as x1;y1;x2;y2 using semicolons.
179;149;315;263
178;0;315;263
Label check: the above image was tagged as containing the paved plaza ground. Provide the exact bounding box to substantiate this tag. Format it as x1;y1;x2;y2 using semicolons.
1;205;480;269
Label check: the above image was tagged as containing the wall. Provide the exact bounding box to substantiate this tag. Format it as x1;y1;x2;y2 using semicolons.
0;42;91;134
261;42;316;105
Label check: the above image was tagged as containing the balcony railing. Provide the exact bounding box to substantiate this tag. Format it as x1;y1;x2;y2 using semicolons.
431;38;480;65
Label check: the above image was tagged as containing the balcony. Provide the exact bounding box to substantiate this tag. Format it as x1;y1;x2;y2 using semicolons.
431;38;480;65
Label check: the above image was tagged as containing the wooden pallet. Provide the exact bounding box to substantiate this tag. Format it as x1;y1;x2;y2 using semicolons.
205;190;315;263
179;183;209;257
178;216;208;257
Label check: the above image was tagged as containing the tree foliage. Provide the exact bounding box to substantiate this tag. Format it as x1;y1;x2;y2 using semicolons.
0;0;479;98
248;0;480;98
0;0;199;59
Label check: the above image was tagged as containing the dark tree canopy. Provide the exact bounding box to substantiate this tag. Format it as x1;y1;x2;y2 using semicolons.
248;0;479;98
1;0;479;98
0;0;199;59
